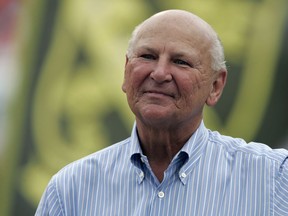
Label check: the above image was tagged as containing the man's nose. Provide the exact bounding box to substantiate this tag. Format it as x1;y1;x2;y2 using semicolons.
150;59;172;83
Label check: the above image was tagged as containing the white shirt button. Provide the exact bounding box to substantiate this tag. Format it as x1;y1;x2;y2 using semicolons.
180;172;187;178
139;171;144;178
158;191;165;198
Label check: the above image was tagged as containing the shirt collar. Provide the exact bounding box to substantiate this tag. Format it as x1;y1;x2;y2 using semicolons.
129;122;143;156
129;122;145;182
179;121;208;158
129;121;208;154
129;121;209;184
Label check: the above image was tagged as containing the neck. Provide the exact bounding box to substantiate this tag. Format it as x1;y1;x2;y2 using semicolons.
136;119;201;181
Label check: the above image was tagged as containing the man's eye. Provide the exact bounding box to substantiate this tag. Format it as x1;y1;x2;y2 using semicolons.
140;54;155;60
174;59;191;67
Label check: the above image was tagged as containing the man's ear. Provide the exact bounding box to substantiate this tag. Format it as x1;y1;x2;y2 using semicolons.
125;54;129;66
121;55;129;93
206;69;227;106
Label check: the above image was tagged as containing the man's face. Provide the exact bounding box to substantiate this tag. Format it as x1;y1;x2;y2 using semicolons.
122;18;219;129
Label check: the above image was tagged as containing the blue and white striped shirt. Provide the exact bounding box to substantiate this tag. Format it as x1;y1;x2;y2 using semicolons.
35;122;288;215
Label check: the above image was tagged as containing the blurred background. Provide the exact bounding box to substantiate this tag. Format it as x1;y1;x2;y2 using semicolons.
0;0;287;215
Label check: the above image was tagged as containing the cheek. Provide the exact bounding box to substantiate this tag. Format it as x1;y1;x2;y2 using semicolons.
126;73;142;94
176;73;212;103
176;73;199;95
126;63;151;89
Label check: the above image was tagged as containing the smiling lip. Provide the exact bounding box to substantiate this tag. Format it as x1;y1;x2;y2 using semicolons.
144;90;174;98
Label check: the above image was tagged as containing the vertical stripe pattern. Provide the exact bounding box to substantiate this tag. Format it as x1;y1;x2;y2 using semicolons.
35;122;288;216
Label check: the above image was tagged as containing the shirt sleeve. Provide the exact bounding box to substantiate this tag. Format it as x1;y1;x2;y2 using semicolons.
274;156;288;215
35;176;64;216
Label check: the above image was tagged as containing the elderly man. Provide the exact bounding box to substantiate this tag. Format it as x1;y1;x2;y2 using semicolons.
35;10;288;215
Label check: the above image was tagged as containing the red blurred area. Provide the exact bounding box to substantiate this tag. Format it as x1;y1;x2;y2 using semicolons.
0;0;19;44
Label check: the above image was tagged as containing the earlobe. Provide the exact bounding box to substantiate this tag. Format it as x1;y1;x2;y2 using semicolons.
206;69;227;106
122;81;127;93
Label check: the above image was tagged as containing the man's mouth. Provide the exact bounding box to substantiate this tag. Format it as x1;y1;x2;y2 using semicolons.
144;90;174;98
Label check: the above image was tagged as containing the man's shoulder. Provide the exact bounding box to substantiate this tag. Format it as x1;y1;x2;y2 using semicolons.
54;137;132;179
208;130;288;164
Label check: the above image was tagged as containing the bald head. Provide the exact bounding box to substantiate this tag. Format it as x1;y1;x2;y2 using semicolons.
127;10;226;71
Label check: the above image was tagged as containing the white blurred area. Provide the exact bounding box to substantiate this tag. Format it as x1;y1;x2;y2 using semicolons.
0;0;20;155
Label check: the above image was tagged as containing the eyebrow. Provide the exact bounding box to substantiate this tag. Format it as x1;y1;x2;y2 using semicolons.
135;42;200;62
138;46;194;56
136;46;157;54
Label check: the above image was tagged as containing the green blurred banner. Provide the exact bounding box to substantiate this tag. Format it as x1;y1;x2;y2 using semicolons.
1;0;287;215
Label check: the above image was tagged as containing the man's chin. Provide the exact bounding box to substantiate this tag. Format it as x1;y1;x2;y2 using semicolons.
137;107;175;125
